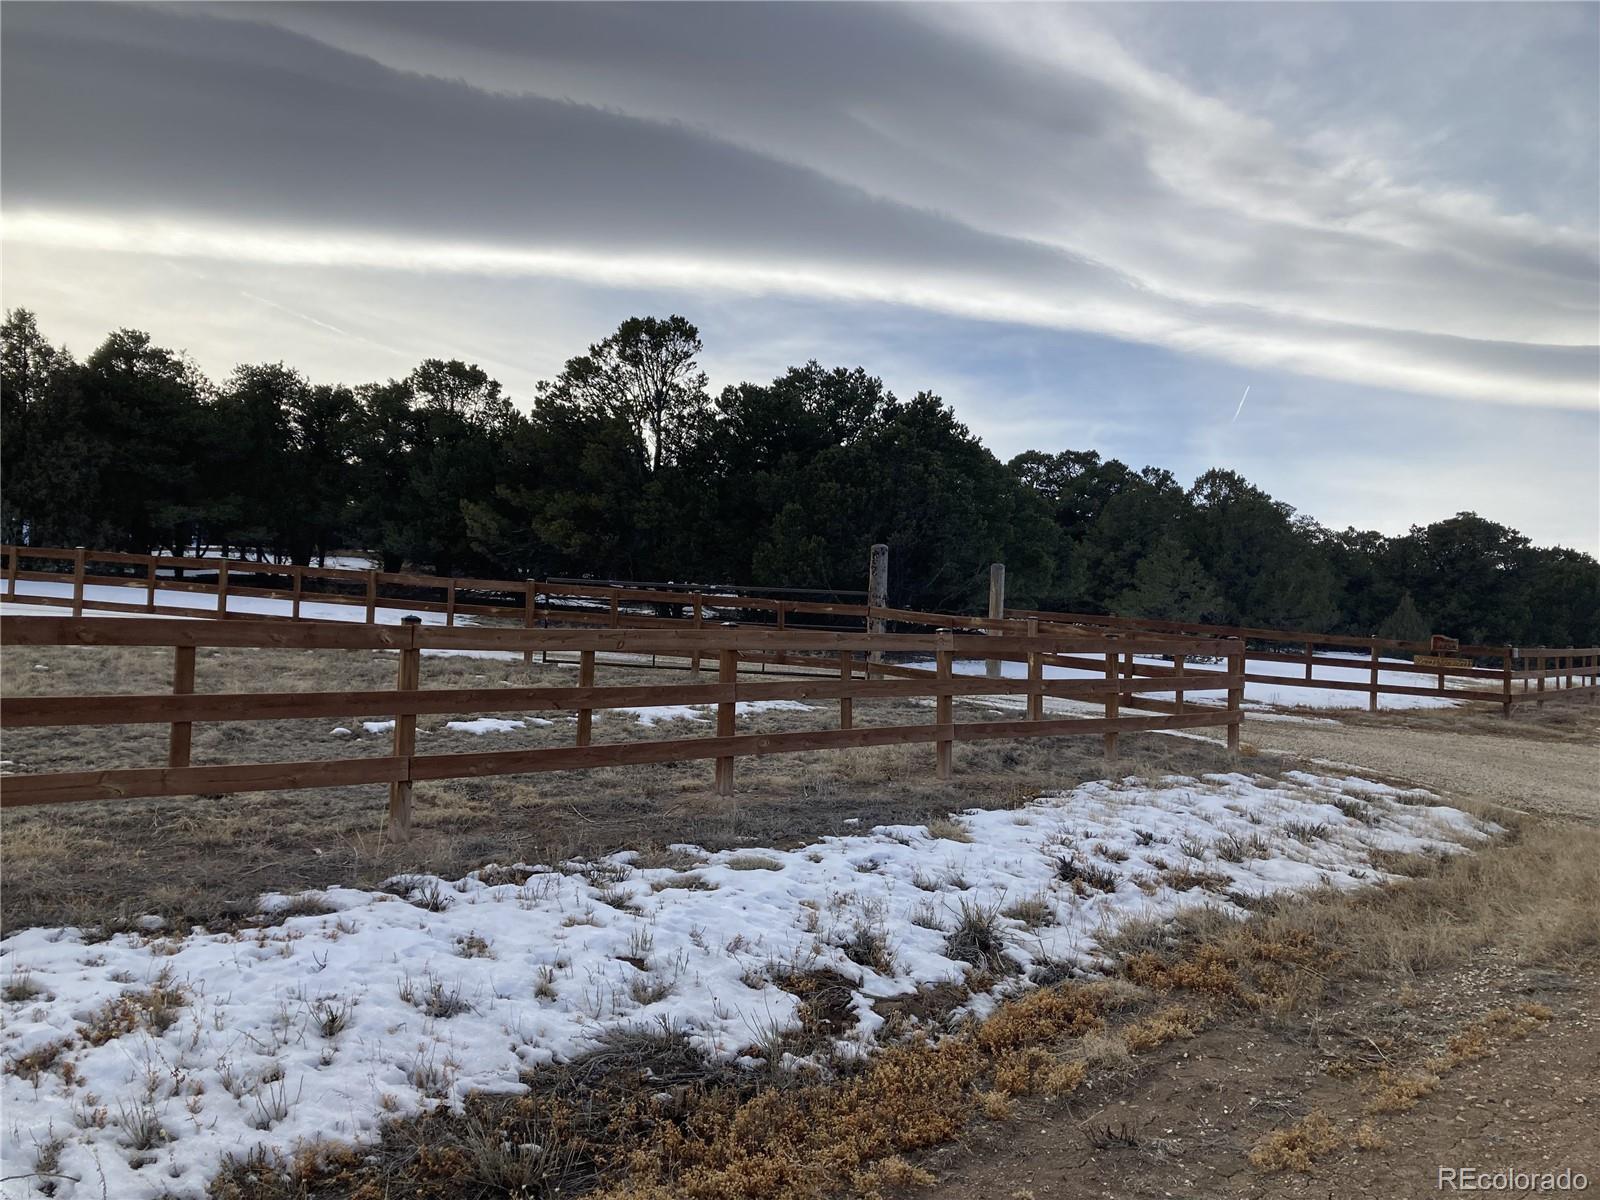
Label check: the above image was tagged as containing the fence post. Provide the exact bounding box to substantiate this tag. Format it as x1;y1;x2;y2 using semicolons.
1502;647;1514;718
839;650;853;730
1173;652;1186;715
6;545;18;597
365;570;378;625
1103;642;1119;759
986;563;1006;680
291;566;303;620
716;648;737;796
776;601;787;632
445;579;457;627
1226;639;1244;752
691;595;704;680
576;650;596;746
1368;640;1379;712
935;629;954;779
867;543;888;669
145;555;157;612
72;546;86;617
168;644;196;768
1026;617;1043;720
1536;654;1546;708
524;581;536;665
217;558;230;619
387;615;422;841
608;593;620;630
1304;641;1313;681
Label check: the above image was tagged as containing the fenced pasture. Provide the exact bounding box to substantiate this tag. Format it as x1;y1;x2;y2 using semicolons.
1006;606;1599;716
0;615;1244;833
7;544;1595;718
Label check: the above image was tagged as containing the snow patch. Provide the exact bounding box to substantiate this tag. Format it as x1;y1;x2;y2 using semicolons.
0;771;1492;1199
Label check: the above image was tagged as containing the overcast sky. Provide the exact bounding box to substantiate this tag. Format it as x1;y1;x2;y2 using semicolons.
3;2;1596;551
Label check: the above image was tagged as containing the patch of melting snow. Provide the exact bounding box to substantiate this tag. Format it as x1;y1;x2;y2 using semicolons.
361;719;395;735
0;771;1493;1199
444;717;554;735
613;699;819;726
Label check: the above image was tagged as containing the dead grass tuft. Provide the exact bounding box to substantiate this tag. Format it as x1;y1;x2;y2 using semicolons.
1001;893;1056;929
80;972;188;1045
1120;1004;1200;1052
1247;1110;1342;1172
1365;1069;1439;1114
925;816;972;843
944;899;1016;975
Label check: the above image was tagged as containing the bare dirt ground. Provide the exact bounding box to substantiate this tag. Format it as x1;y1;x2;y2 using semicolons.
1240;702;1599;821
923;956;1599;1200
916;701;1600;1200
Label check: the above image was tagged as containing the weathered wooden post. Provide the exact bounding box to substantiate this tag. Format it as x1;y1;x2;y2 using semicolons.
216;558;230;619
1103;641;1119;759
867;544;888;672
1502;646;1515;718
691;594;704;680
1368;640;1380;712
6;546;19;598
1304;641;1314;681
935;629;954;779
986;563;1006;680
365;569;378;625
716;647;737;796
145;555;158;612
72;546;86;618
445;578;456;627
839;650;853;730
523;580;536;665
1226;638;1245;752
1173;652;1186;715
168;644;196;768
388;615;422;841
1536;653;1546;708
1026;617;1043;720
290;565;304;620
576;649;596;746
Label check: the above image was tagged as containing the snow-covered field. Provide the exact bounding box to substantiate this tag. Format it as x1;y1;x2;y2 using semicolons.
1;771;1490;1199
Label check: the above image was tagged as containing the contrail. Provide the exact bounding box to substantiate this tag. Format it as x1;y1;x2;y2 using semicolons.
1231;385;1250;422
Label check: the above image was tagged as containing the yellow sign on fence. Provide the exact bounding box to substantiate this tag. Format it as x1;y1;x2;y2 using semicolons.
1415;654;1470;669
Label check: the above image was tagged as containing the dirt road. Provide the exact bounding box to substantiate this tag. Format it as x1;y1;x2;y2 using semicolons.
917;702;1599;1200
1241;704;1598;821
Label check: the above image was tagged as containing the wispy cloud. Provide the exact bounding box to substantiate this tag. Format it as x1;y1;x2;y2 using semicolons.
2;3;1594;409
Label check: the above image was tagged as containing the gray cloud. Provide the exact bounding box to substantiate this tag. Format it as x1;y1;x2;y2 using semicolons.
1;1;1595;410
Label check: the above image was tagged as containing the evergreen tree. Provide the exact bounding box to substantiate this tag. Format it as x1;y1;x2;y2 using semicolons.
1114;533;1223;623
1377;591;1430;643
1;309;1595;648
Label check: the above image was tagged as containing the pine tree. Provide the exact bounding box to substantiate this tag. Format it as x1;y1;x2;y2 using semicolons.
1377;590;1430;643
1114;533;1223;623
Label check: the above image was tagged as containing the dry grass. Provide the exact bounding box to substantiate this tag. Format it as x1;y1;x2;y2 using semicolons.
2;642;1247;935
1247;1111;1343;1172
190;793;1597;1200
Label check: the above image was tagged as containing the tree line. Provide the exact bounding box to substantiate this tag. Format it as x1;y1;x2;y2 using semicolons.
2;309;1595;647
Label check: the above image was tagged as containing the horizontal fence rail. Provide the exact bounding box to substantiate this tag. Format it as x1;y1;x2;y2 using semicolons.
5;544;1595;717
1005;607;1599;714
0;616;1245;832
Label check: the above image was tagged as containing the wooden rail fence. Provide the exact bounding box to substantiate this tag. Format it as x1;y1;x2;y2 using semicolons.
0;616;1245;835
5;544;1594;716
1005;607;1599;715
